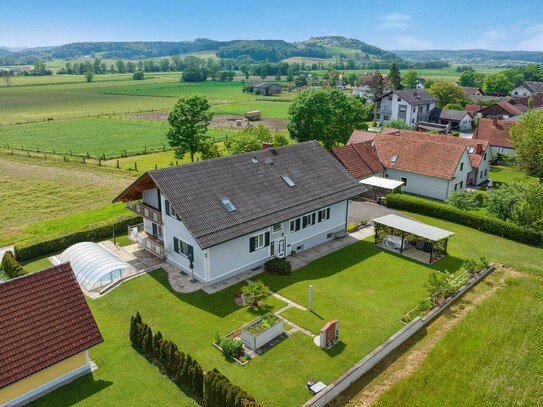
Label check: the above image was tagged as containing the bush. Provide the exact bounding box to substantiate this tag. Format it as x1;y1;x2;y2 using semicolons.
133;71;144;80
347;222;358;233
1;251;26;278
384;193;543;246
219;337;243;358
264;257;292;275
14;214;141;261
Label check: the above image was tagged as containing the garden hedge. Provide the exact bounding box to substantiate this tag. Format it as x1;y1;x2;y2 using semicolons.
1;251;26;279
384;193;543;246
14;214;142;261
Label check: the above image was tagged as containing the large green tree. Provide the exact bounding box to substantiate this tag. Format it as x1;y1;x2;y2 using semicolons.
401;70;419;90
388;62;402;90
428;81;470;108
458;70;485;87
510;109;543;179
167;95;213;162
486;183;525;221
288;88;370;149
224;124;273;154
482;73;513;95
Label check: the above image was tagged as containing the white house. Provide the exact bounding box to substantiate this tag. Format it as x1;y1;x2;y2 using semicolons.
511;81;543;98
428;108;472;132
333;130;491;200
114;142;366;286
351;85;372;102
376;90;437;127
473;118;516;157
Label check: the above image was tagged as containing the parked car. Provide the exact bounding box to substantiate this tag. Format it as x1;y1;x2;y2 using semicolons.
383;234;411;251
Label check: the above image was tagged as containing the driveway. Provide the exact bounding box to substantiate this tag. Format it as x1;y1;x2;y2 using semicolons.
348;201;405;224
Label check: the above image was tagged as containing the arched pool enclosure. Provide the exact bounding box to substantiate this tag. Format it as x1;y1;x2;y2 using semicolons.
59;242;136;291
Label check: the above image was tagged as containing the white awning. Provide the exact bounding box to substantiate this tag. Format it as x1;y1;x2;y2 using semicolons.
360;177;404;190
372;214;454;241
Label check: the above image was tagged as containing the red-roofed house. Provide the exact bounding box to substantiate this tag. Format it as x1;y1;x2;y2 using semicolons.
473;118;515;156
478;101;523;119
0;263;103;407
334;131;491;200
331;142;385;180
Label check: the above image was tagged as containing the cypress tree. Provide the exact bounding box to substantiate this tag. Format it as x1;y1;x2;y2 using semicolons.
203;370;217;407
389;62;402;90
180;354;192;388
167;342;178;375
193;363;204;399
153;330;163;359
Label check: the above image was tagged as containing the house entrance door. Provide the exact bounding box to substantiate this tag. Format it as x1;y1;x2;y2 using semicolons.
278;238;285;258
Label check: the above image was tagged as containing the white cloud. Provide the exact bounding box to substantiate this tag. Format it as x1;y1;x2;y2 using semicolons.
377;13;411;30
463;26;508;50
518;24;543;50
392;36;431;50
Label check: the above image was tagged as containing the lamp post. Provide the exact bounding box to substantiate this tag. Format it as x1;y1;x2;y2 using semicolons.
188;252;197;283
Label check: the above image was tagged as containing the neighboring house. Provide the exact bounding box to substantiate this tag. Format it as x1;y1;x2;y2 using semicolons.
462;87;485;97
331;142;385;180
114;142;366;286
0;263;103;407
465;104;484;118
511;81;543;97
507;95;543;111
335;80;347;89
478;101;523;119
376;90;437;126
347;129;378;144
416;77;426;89
248;82;282;95
428;108;472;132
351;85;372;101
473;118;516;156
334;131;491;200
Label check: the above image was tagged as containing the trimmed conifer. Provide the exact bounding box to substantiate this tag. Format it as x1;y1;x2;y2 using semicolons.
153;330;163;359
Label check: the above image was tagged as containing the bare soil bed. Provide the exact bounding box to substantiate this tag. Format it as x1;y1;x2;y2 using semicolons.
129;112;288;132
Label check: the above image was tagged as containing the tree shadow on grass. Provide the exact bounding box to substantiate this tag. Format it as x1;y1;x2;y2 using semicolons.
27;373;112;407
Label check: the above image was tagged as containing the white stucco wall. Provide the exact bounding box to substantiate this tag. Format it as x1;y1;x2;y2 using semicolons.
142;188;159;208
490;145;516;157
511;85;531;97
379;93;434;125
385;169;450;200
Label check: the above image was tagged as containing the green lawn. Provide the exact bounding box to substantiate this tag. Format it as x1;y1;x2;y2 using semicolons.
489;165;540;187
375;274;543;407
211;100;291;118
29;240;434;407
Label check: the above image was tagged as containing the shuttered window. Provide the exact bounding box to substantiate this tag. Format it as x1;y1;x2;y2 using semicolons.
173;237;193;259
249;232;270;252
318;208;330;222
302;213;316;228
290;218;301;233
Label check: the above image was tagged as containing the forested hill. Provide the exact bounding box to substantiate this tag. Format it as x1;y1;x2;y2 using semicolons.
394;49;543;63
0;37;396;64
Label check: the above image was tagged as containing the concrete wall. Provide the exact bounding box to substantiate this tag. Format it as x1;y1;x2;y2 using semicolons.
302;264;495;407
0;351;90;407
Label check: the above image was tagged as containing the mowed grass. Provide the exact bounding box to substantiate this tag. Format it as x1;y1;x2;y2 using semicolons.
0;117;171;157
489;164;541;187
0;158;133;246
375;274;543;407
211;100;291;118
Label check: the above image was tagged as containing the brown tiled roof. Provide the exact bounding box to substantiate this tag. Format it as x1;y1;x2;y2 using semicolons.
115;141;366;249
473;118;514;149
332;142;385;179
465;104;484;117
374;131;468;179
347;130;376;145
508;95;543;108
0;263;103;389
462;87;484;96
479;101;523;117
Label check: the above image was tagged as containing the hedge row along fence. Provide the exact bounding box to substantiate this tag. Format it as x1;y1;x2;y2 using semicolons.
130;312;261;407
1;251;27;279
14;214;142;261
384;193;543;246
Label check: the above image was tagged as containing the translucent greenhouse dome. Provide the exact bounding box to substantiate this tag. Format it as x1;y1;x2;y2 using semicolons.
59;242;136;292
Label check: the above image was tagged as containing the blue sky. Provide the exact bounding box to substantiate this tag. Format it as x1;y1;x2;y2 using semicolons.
2;0;543;51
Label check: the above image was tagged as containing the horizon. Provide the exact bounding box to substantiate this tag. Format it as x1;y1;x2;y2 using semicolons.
1;0;543;51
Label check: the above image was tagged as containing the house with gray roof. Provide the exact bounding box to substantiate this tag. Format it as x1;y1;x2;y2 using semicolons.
114;142;366;286
376;90;437;127
428;108;472;132
511;81;543;98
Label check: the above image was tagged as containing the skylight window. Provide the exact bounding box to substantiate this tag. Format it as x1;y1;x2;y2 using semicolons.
467;146;475;154
281;175;296;187
391;154;398;163
220;197;237;212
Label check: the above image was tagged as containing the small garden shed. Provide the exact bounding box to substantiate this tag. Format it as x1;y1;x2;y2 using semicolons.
372;214;454;264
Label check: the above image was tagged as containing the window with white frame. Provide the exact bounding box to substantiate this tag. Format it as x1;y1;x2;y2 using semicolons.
318;207;331;222
272;222;282;232
303;213;316;228
249;232;269;252
290;218;301;233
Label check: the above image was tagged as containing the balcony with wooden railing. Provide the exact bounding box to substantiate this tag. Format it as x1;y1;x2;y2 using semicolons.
128;223;165;258
127;200;163;224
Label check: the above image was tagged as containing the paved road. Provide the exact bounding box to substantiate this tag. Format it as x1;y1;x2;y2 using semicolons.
348;201;404;224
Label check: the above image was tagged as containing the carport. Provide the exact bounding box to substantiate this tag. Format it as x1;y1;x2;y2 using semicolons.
372;214;454;264
359;177;404;202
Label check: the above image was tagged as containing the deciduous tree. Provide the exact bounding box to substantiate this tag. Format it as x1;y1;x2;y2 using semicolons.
510;109;543;179
428;81;469;108
401;70;419;89
486;183;525;221
167;95;213;162
482;73;513;95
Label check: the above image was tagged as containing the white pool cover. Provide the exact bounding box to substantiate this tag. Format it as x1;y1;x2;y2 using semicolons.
59;242;135;291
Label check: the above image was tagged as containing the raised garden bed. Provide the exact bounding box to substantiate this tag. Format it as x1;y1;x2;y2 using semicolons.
241;312;284;351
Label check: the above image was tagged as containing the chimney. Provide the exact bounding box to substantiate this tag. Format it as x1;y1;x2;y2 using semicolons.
476;143;483;154
492;117;498;127
262;142;274;150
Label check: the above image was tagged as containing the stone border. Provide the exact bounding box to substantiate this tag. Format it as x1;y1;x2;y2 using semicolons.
302;264;495;407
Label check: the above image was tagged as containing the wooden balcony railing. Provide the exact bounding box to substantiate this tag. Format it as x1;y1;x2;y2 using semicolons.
127;201;163;224
128;223;165;258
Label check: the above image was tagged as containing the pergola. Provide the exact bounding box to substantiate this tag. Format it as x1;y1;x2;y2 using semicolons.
372;214;454;264
359;177;404;201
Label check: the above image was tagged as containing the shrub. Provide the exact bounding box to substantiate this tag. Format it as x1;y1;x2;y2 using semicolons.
219;337;243;358
264;257;292;275
384;193;543;245
347;222;358;233
14;214;141;261
240;279;269;307
1;251;26;278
